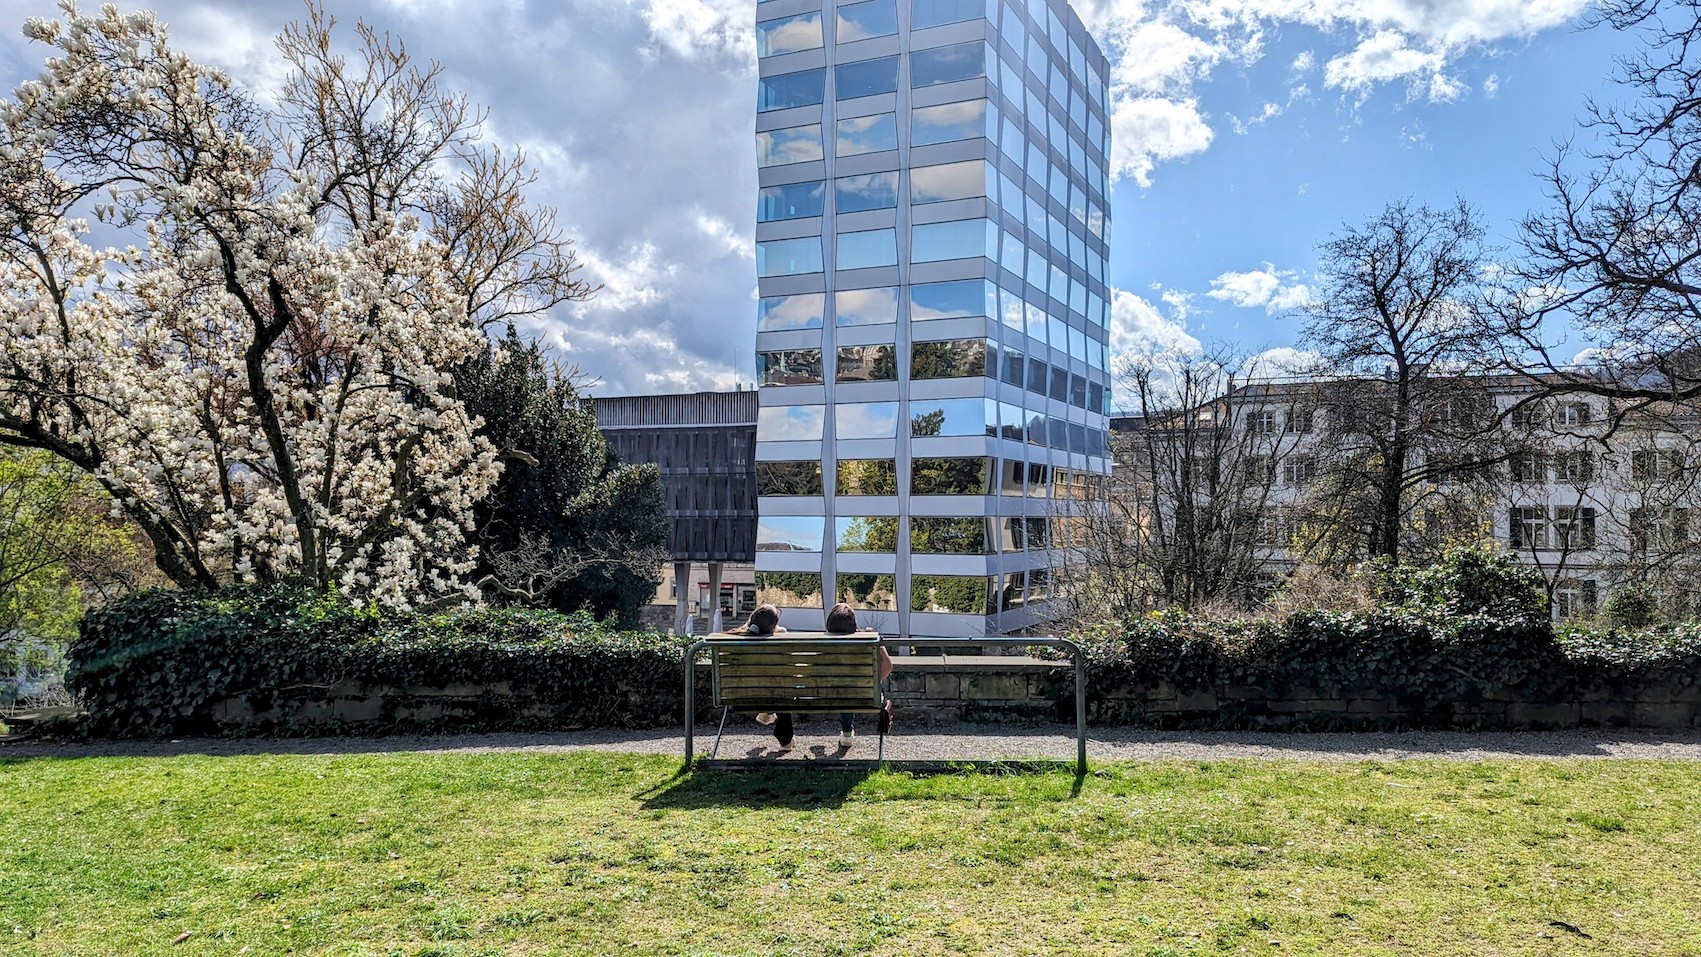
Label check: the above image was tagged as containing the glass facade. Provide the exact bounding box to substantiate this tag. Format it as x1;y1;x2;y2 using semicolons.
753;0;1111;637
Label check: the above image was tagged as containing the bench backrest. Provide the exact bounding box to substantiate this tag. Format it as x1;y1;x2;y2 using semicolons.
709;636;884;713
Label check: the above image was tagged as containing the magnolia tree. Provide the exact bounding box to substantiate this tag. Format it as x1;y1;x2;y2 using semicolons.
0;4;590;607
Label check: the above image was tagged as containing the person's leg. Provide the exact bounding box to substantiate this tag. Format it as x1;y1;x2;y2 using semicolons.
774;712;794;748
840;713;855;732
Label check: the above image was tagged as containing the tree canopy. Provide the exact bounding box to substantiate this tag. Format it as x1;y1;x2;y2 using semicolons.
0;4;590;608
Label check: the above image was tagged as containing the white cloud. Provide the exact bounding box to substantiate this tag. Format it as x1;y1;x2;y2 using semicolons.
1206;264;1313;312
1483;73;1500;98
636;0;754;65
1110;96;1215;186
1242;346;1323;380
1323;30;1445;95
1109;288;1203;362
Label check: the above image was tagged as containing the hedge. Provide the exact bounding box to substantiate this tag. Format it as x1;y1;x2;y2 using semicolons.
1080;547;1701;729
69;585;693;737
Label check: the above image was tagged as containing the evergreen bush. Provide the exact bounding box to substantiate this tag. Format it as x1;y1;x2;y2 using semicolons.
69;584;690;737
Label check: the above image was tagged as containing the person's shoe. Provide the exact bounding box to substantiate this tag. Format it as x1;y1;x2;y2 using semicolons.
837;729;856;750
876;700;894;735
755;712;777;726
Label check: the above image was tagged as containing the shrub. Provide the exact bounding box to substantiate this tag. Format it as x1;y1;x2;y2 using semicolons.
69;584;693;737
1599;583;1661;630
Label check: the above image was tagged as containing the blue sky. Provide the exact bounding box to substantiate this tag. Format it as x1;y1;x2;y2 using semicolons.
1114;10;1645;368
0;0;1648;396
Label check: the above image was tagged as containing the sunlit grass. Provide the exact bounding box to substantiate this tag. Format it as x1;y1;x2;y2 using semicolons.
4;751;1699;955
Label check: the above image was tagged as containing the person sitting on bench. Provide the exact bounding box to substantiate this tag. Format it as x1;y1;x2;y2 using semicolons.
721;603;794;749
824;603;894;751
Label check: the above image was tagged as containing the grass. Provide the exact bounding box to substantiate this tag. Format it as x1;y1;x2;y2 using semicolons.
4;751;1701;955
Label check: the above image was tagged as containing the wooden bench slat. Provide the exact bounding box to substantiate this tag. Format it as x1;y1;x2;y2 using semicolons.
711;665;876;678
716;652;876;666
718;678;878;692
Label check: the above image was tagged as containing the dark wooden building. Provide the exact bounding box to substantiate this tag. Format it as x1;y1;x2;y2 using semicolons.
595;390;758;631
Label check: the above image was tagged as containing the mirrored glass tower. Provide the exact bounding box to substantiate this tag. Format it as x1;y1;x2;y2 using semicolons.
751;0;1112;637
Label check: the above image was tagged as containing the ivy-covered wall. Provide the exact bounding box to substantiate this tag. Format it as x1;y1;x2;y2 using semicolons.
69;586;696;736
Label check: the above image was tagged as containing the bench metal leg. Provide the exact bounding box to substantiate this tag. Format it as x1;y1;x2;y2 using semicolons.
710;706;731;759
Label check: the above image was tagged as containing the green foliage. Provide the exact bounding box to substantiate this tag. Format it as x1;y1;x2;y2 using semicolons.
68;584;691;736
456;331;667;626
0;448;157;692
1600;582;1662;629
1094;546;1575;727
1369;544;1549;623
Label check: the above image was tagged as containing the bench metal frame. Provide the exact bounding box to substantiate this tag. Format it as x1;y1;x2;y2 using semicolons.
683;635;1087;774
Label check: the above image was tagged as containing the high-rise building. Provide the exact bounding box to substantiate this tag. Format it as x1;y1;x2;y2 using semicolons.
751;0;1112;637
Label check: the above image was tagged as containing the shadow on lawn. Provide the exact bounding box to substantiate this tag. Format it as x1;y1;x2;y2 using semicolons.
636;759;1087;809
637;767;876;810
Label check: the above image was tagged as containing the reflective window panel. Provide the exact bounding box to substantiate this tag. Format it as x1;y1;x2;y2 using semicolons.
756;124;824;167
911;41;987;87
836;113;898;155
836;458;899;495
836;516;899;551
758;69;826;111
835;286;900;326
757;516;825;552
756;12;823;56
757;349;824;386
836;55;900;99
836;344;898;382
756;461;824;496
755;571;823;606
837;228;898;269
756;237;823;276
911;456;993;494
837;401;901;438
911;517;990;554
837;0;898;41
911;99;991;146
757;405;825;440
911;338;987;379
757;181;824;221
757;292;825;332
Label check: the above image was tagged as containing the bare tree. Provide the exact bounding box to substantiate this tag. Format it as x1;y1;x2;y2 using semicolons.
1063;346;1299;619
1501;0;1701;408
1297;198;1508;564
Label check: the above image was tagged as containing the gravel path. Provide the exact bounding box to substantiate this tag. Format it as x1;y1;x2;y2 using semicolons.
9;721;1701;762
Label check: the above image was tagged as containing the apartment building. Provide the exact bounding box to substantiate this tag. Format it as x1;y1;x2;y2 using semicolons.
1112;374;1701;619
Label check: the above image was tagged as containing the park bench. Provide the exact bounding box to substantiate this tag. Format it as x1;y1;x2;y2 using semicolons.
684;634;888;760
682;634;1089;773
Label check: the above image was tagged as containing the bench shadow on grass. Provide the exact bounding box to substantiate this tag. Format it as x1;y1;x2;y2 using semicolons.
637;759;1085;810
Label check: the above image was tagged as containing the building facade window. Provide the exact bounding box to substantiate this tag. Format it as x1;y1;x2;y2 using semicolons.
836;56;900;99
837;0;898;40
756;124;824;167
758;69;826;111
756;12;824;56
835;286;900;325
836;113;897;154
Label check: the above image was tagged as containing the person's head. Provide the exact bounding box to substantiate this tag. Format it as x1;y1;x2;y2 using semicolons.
745;603;781;636
825;603;858;634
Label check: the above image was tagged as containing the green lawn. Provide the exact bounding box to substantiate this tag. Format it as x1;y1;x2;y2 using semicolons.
4;751;1700;956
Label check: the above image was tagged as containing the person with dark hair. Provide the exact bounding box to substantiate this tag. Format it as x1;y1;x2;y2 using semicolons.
722;603;795;749
824;603;894;751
